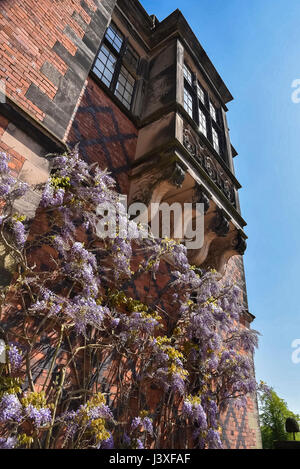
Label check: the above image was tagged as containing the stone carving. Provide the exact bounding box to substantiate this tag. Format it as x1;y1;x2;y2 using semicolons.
130;161;186;206
169;162;186;188
193;183;210;213
212;209;230;237
183;127;197;157
130;173;160;206
232;232;247;255
183;124;236;206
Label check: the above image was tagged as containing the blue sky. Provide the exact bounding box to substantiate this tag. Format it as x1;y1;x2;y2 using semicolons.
141;0;300;413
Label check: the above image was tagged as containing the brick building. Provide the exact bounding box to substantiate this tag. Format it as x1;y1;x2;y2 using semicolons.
0;0;261;448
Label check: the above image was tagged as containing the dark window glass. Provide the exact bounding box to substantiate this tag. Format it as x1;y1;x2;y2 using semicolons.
182;62;227;162
183;63;192;85
197;83;205;105
184;88;193;118
199;108;207;137
212;127;220;154
115;66;135;109
105;24;123;52
93;45;116;87
210;102;217;122
92;22;139;112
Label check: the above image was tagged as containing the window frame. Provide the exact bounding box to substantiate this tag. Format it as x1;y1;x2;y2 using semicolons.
92;22;140;112
183;63;227;162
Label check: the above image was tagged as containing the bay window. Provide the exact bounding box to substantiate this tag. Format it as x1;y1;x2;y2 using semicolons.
182;63;227;162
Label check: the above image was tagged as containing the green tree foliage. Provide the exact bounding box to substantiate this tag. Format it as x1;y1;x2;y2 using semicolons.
258;383;300;448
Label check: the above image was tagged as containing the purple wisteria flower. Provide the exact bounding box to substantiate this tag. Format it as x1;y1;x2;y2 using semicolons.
85;403;114;422
123;433;131;447
0;394;22;423
57;410;79;441
0;182;11;197
131;416;142;431
182;398;207;430
170;373;186;395
11;181;29;199
24;404;52;427
136;438;144;449
0;436;17;449
99;435;114;449
30;288;65;317
207;428;222;449
0;153;29;203
11;220;26;247
65;296;109;336
8;342;23;372
0;152;9;173
41;184;65;207
131;416;153;435
142;417;153;435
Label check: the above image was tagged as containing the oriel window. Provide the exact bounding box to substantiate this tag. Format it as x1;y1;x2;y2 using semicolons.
182;62;227;161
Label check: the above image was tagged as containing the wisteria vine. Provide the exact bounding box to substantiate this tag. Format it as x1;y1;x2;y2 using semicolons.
0;148;258;449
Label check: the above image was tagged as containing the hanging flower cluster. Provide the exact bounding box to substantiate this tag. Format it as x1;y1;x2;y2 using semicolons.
57;393;114;448
0;391;52;428
0;152;28;249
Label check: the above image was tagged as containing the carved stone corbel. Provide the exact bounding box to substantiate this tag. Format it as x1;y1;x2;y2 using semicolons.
168;162;186;188
129;160;187;212
202;229;247;274
211;209;230;237
187;205;218;266
193;183;210;213
232;232;247;255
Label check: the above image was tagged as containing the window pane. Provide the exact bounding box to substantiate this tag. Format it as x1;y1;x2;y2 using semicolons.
125;82;133;93
183;63;192;85
197;83;205;105
93;44;116;87
212;128;220;154
105;23;123;52
184;88;193;118
199;109;207;137
119;73;126;86
210;102;217;121
115;66;135;109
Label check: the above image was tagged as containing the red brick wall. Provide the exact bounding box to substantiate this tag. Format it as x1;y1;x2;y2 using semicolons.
0;0;115;139
0;0;77;120
67;77;138;194
220;396;260;449
225;255;249;312
221;256;261;448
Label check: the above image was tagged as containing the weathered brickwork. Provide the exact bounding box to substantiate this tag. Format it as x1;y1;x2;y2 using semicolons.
220;255;261;448
220;396;260;449
226;255;249;311
68;77;138;194
0;0;116;139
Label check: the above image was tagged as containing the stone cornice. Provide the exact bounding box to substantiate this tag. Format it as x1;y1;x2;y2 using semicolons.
116;1;233;106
